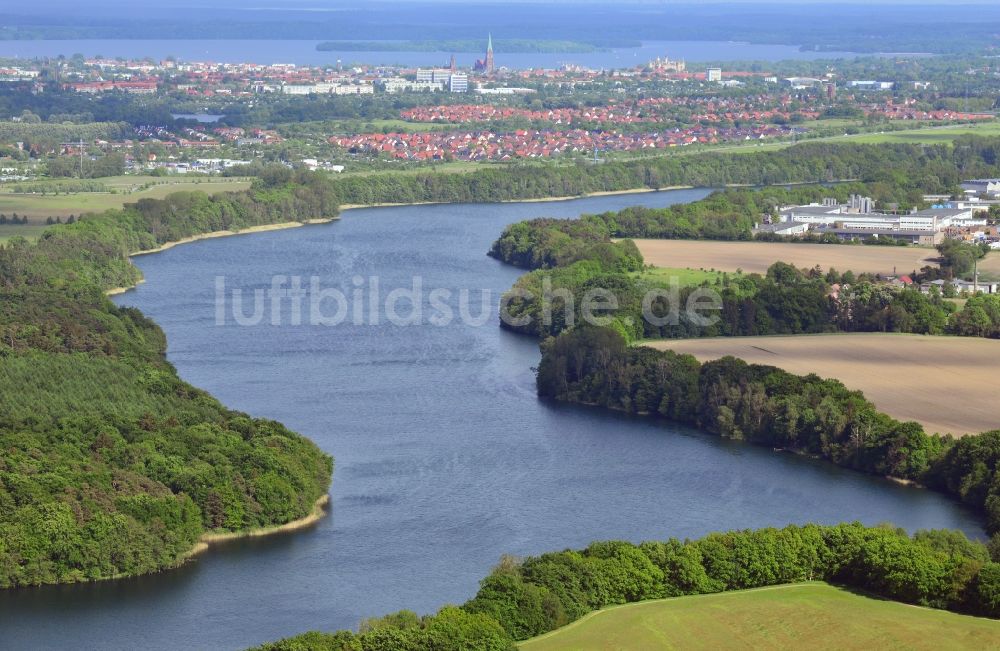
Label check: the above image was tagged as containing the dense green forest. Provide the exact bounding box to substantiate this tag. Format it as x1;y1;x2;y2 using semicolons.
255;522;1000;650
536;326;1000;536
0;119;132;146
489;185;1000;341
0;169;338;587
326;139;1000;206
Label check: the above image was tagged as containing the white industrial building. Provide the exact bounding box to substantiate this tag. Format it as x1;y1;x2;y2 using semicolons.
849;80;895;90
765;195;976;245
781;77;823;89
449;73;468;93
282;82;373;95
388;70;468;93
962;179;1000;198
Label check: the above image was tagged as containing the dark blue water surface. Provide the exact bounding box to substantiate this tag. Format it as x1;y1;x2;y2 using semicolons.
0;190;982;650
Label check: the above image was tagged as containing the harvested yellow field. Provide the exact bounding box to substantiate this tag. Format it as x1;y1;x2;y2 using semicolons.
646;333;1000;437
632;239;939;276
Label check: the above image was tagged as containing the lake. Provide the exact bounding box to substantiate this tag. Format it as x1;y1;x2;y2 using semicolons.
0;39;902;69
0;189;981;650
171;113;226;123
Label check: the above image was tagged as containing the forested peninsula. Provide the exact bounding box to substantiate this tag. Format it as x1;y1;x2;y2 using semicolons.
0;168;338;587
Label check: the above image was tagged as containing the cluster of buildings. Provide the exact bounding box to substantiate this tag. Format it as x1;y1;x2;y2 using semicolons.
330;124;791;161
646;55;686;73
44;38;502;98
0;66;39;82
67;80;159;94
382;68;469;93
401;103;663;124
865;99;992;121
636;95;821;122
280;81;374;95
127;124;283;153
399;96;820;126
850;80;896;91
758;194;986;245
962;179;1000;198
157;158;252;174
921;278;999;294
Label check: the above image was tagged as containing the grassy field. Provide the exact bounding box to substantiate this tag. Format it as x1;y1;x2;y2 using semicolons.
840;121;1000;145
518;583;1000;651
338;159;493;178
0;176;252;241
675;120;1000;157
0;177;251;219
646;333;1000;437
632;239;939;276
978;252;1000;281
635;266;732;287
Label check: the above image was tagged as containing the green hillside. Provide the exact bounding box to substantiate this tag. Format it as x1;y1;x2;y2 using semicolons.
520;582;1000;651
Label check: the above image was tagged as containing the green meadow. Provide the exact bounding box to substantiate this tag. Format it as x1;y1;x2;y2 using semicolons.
0;176;251;241
519;582;1000;651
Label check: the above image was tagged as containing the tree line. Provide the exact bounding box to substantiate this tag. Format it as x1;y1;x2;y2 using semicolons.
326;137;1000;206
535;326;1000;536
254;522;1000;650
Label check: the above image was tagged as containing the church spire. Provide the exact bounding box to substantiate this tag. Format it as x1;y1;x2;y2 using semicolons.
484;33;495;73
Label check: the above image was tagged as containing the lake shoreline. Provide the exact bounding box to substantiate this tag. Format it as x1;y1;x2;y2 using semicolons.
183;494;331;561
133;218;338;257
337;185;695;212
105;218;338;295
106;189;692;295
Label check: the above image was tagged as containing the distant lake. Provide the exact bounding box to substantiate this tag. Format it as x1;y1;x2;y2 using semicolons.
0;39;922;68
171;113;225;123
0;190;980;651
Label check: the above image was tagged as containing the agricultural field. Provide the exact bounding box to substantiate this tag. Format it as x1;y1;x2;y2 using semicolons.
646;333;1000;437
632;239;939;276
518;583;1000;651
0;176;252;241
